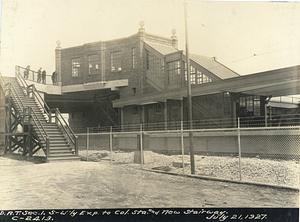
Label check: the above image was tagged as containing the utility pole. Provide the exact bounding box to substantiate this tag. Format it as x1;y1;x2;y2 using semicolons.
184;2;195;174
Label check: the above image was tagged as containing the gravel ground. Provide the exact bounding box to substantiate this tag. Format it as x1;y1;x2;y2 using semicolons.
79;150;300;189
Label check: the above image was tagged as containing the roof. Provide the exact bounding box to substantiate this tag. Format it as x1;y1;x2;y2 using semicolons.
144;41;179;55
113;65;300;107
145;41;239;80
188;53;240;80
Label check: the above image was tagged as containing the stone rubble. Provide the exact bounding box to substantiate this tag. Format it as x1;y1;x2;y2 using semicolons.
79;150;300;189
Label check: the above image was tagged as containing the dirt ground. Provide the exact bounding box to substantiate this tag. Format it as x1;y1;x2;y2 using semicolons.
0;155;298;210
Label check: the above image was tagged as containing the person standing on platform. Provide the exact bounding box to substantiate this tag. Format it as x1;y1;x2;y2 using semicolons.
52;71;57;85
37;68;42;83
24;65;30;79
42;70;46;84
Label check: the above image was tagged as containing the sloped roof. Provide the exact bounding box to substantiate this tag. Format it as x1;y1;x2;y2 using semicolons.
145;41;239;80
189;53;240;79
145;41;179;55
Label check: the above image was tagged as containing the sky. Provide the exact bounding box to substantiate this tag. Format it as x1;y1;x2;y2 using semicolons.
1;0;300;77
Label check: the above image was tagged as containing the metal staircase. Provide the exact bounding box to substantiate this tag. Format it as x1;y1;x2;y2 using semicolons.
0;70;80;162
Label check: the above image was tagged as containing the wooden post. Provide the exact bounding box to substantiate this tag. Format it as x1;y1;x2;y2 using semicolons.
8;95;12;155
75;136;78;155
23;108;26;156
55;109;58;125
28;108;32;157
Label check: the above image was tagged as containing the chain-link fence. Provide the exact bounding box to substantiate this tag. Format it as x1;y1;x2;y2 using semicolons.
76;119;300;189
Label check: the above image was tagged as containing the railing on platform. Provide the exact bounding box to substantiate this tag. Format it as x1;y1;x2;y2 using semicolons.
51;108;78;155
72;114;300;133
27;84;51;122
15;65;55;85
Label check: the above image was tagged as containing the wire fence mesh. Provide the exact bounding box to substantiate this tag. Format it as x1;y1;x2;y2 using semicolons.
77;119;300;189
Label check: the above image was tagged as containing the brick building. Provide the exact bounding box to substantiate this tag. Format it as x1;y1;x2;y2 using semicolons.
42;22;299;132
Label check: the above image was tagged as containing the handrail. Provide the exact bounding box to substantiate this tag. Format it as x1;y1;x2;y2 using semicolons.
53;108;77;145
9;82;26;112
15;65;53;85
16;66;51;119
29;108;49;143
27;84;51;113
26;107;50;159
15;66;29;90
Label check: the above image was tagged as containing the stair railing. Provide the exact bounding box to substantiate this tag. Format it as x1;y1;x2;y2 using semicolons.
52;108;78;155
15;66;29;93
15;66;78;155
0;72;6;92
25;107;50;160
15;67;51;122
8;82;26;113
26;84;51;121
0;73;25;111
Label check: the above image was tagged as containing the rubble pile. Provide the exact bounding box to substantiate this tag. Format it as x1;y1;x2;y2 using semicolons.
78;150;299;188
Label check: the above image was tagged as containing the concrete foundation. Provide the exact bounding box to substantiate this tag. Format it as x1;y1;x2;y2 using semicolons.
133;151;153;164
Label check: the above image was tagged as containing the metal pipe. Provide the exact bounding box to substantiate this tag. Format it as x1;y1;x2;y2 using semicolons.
184;2;195;174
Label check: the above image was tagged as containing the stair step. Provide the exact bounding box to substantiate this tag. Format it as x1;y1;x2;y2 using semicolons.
5;77;79;163
49;152;74;156
47;156;81;162
50;149;72;153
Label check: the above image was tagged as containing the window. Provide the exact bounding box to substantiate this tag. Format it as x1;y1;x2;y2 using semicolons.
147;50;164;79
168;60;181;85
239;95;262;116
156;103;162;113
71;58;80;77
88;54;99;75
190;66;196;84
111;51;121;72
185;65;212;85
196;70;203;84
254;95;261;116
132;48;136;69
132;87;136;96
133;106;138;115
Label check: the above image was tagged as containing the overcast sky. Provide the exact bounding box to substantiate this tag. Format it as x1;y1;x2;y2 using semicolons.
1;0;300;77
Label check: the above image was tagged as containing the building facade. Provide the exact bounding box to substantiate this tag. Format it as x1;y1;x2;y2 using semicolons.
48;22;298;132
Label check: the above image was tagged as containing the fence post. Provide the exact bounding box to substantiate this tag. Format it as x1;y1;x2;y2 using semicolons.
110;126;113;163
86;127;89;161
181;121;185;174
75;136;78;155
238;117;242;181
140;124;143;169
